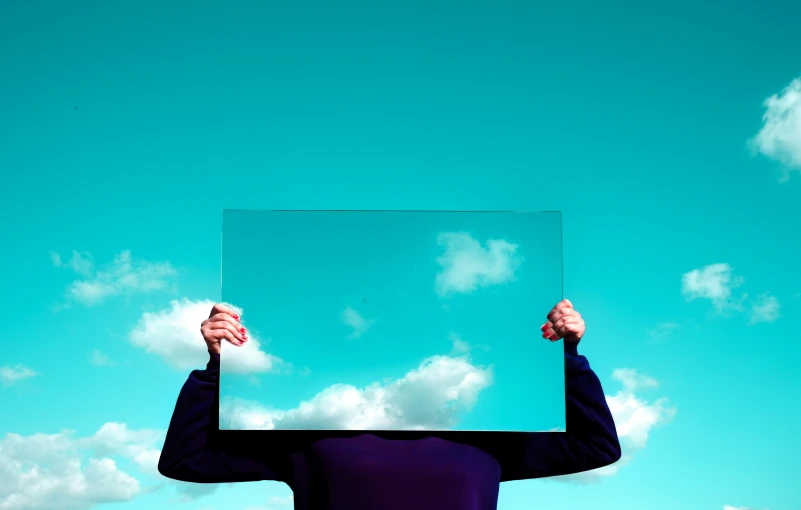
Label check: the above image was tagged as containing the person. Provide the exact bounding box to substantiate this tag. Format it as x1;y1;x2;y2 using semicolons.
158;299;621;510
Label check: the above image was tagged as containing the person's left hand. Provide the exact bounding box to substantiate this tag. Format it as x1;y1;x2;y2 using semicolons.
541;299;585;344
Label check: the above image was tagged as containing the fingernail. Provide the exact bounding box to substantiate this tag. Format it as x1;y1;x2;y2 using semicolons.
233;314;239;320
542;332;549;338
540;324;548;331
240;327;246;333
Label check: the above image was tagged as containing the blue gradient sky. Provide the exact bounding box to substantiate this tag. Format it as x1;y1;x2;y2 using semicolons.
1;1;800;510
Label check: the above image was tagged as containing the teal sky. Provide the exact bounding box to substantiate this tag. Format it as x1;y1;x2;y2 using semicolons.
1;0;800;509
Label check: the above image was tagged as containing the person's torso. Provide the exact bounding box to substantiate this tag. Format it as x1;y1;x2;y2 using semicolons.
288;434;502;510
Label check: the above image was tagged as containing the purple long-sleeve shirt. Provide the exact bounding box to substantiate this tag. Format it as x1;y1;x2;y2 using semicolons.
158;341;621;510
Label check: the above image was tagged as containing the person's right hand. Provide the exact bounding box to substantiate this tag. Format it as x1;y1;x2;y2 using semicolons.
201;303;248;354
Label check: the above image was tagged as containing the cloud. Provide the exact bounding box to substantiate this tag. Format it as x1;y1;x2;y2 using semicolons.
341;307;374;339
434;232;523;297
0;421;218;510
645;322;678;343
220;351;493;431
0;422;165;510
89;350;116;367
128;299;286;374
610;368;659;392
448;333;490;356
552;368;676;484
681;264;781;325
749;76;801;182
450;333;471;354
681;263;745;312
51;250;177;307
75;423;162;469
748;292;781;325
50;250;94;277
0;365;38;387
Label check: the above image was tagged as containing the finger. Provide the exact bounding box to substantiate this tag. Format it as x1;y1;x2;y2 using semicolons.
200;325;238;347
213;320;247;342
204;312;244;332
545;328;560;341
547;300;572;320
555;322;582;339
552;316;580;330
208;320;246;342
542;305;579;338
545;316;580;340
548;309;575;324
210;303;240;321
210;327;243;346
202;313;247;341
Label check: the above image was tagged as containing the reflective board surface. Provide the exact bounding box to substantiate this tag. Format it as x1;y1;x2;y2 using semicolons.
220;210;564;432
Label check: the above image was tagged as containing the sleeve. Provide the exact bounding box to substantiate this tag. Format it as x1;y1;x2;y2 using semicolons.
157;350;287;483
499;341;622;482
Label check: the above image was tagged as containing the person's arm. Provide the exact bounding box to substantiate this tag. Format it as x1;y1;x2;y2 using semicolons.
158;351;285;483
499;342;622;482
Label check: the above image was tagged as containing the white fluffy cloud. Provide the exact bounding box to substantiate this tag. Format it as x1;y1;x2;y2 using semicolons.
681;263;744;311
0;423;163;510
681;264;781;325
129;299;286;374
0;422;218;510
220;352;493;431
341;307;374;339
750;76;801;182
552;368;676;484
748;292;781;325
51;250;177;307
434;232;523;297
0;365;38;387
75;423;163;477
